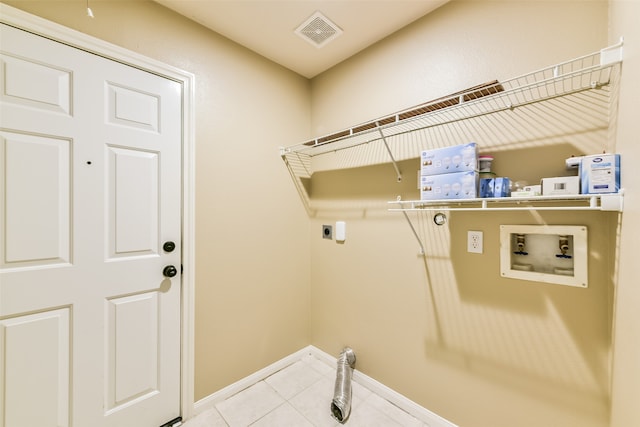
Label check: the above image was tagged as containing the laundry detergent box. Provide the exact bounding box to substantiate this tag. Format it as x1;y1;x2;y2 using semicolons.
494;177;511;197
420;142;478;176
420;171;478;200
580;153;621;194
479;178;495;198
480;177;510;198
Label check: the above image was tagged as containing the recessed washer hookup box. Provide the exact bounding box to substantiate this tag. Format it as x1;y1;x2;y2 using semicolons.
580;153;621;194
420;143;478;176
420;171;478;200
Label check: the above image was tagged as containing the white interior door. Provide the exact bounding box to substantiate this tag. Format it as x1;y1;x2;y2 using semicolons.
0;23;182;427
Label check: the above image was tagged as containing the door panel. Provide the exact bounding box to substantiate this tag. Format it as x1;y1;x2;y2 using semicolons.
107;83;160;132
0;23;182;427
106;292;159;412
107;146;159;257
0;53;72;115
1;131;71;267
0;308;71;427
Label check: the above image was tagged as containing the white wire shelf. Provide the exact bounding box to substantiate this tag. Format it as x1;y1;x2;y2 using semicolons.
388;191;624;213
281;41;624;219
280;41;623;180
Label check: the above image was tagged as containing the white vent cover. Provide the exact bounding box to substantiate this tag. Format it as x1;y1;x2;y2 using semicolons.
295;11;343;48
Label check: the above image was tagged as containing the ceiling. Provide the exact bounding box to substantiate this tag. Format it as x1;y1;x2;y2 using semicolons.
152;0;449;78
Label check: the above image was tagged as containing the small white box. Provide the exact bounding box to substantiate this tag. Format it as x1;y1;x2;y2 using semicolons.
580;153;621;194
420;143;478;176
542;176;580;196
420;171;478;200
524;184;542;194
512;184;542;198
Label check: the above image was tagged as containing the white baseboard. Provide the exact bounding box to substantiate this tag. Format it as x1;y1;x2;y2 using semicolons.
193;346;313;415
193;345;457;427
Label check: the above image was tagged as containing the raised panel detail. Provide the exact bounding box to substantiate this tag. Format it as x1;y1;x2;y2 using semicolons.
0;53;72;115
107;83;159;132
107;146;159;258
0;308;71;427
105;293;159;412
0;131;71;268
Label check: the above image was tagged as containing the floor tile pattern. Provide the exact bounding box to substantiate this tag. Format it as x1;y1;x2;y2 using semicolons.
183;353;427;427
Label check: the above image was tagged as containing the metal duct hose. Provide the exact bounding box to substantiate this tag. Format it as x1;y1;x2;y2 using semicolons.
331;347;356;423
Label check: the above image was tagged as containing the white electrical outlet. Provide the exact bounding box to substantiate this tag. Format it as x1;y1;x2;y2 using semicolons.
468;230;483;254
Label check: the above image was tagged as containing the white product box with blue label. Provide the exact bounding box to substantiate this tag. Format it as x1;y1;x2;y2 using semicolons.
580;153;621;194
421;143;478;176
420;171;478;200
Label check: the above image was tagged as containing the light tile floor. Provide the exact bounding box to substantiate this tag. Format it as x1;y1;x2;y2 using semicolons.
183;353;427;427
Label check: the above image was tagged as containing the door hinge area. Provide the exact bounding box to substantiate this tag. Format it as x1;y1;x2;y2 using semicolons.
159;416;182;427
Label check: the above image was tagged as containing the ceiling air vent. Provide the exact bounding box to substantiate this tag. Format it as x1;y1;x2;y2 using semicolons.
295;11;343;48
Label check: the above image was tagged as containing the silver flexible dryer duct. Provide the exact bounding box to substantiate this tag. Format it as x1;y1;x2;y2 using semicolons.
331;347;356;423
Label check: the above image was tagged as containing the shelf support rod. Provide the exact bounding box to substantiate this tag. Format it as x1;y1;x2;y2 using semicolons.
401;210;426;255
376;123;402;182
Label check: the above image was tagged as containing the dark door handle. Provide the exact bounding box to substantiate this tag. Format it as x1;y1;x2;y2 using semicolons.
163;265;178;278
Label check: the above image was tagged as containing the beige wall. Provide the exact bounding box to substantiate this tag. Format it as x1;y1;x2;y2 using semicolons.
310;0;609;136
0;0;312;401
609;1;640;426
309;1;620;427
